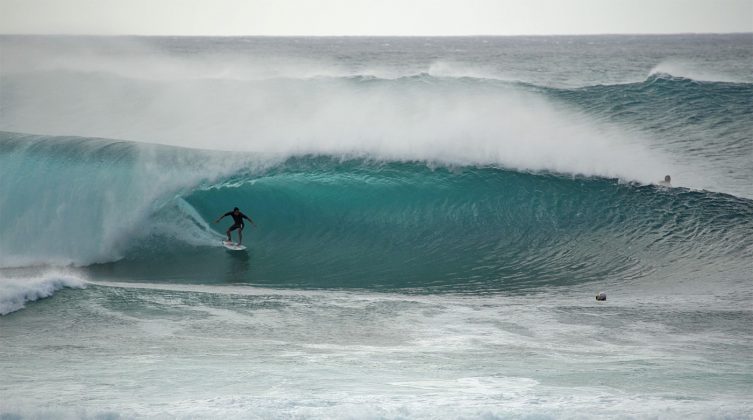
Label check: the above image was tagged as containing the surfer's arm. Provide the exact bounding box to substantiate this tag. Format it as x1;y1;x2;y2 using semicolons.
214;212;231;224
243;213;256;227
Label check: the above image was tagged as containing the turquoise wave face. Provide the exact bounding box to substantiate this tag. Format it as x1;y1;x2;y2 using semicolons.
2;132;752;291
172;159;753;291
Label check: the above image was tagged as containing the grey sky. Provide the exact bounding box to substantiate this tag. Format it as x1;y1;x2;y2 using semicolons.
1;0;751;36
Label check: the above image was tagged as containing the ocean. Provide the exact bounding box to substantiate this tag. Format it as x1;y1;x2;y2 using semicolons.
0;34;751;418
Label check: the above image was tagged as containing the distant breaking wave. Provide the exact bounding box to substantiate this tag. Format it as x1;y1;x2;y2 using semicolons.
649;61;753;84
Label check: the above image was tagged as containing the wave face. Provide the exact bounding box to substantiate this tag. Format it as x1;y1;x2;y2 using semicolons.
2;132;751;292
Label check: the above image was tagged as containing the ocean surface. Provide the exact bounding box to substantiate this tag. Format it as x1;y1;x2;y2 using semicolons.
1;34;752;418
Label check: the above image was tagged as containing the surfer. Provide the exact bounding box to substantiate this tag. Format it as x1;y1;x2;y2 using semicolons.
214;207;256;245
659;175;671;186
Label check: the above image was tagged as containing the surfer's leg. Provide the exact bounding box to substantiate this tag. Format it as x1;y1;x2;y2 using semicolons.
227;224;241;244
238;227;243;245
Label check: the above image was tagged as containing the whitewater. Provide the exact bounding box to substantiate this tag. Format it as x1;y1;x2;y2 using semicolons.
1;34;752;418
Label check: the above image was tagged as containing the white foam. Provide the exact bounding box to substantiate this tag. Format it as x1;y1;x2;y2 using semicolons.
1;283;750;418
0;271;86;315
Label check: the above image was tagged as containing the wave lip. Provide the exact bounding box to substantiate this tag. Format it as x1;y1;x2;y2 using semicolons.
648;61;752;84
0;271;86;315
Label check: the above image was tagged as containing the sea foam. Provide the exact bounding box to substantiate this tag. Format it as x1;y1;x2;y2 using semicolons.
0;271;86;315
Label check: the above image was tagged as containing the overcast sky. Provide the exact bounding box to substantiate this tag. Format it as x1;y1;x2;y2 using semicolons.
1;0;751;36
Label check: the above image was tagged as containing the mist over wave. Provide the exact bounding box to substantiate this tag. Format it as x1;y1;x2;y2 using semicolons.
4;34;751;85
1;70;676;185
3;35;751;198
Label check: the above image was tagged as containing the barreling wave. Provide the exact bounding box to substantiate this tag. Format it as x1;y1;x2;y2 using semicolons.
2;132;751;291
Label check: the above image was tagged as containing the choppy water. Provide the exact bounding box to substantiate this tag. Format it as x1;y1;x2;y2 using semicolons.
1;34;752;418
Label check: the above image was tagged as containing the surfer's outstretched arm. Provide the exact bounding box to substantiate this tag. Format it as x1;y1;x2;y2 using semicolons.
214;212;231;224
243;213;256;227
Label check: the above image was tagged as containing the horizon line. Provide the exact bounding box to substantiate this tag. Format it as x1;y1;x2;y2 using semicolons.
1;31;751;38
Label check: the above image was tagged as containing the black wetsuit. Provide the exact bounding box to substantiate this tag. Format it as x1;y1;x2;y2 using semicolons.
224;211;250;231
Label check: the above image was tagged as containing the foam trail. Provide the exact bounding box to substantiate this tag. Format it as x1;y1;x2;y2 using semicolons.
0;271;86;315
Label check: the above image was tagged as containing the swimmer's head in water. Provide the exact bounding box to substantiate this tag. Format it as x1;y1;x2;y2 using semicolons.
664;175;671;182
596;292;607;301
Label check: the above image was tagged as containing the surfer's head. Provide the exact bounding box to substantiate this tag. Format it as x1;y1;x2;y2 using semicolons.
664;175;671;182
233;207;239;214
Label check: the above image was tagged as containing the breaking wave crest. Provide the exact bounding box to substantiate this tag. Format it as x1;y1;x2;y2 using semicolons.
0;271;86;315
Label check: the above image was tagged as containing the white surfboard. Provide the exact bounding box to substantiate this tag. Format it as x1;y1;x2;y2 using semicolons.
222;240;247;251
